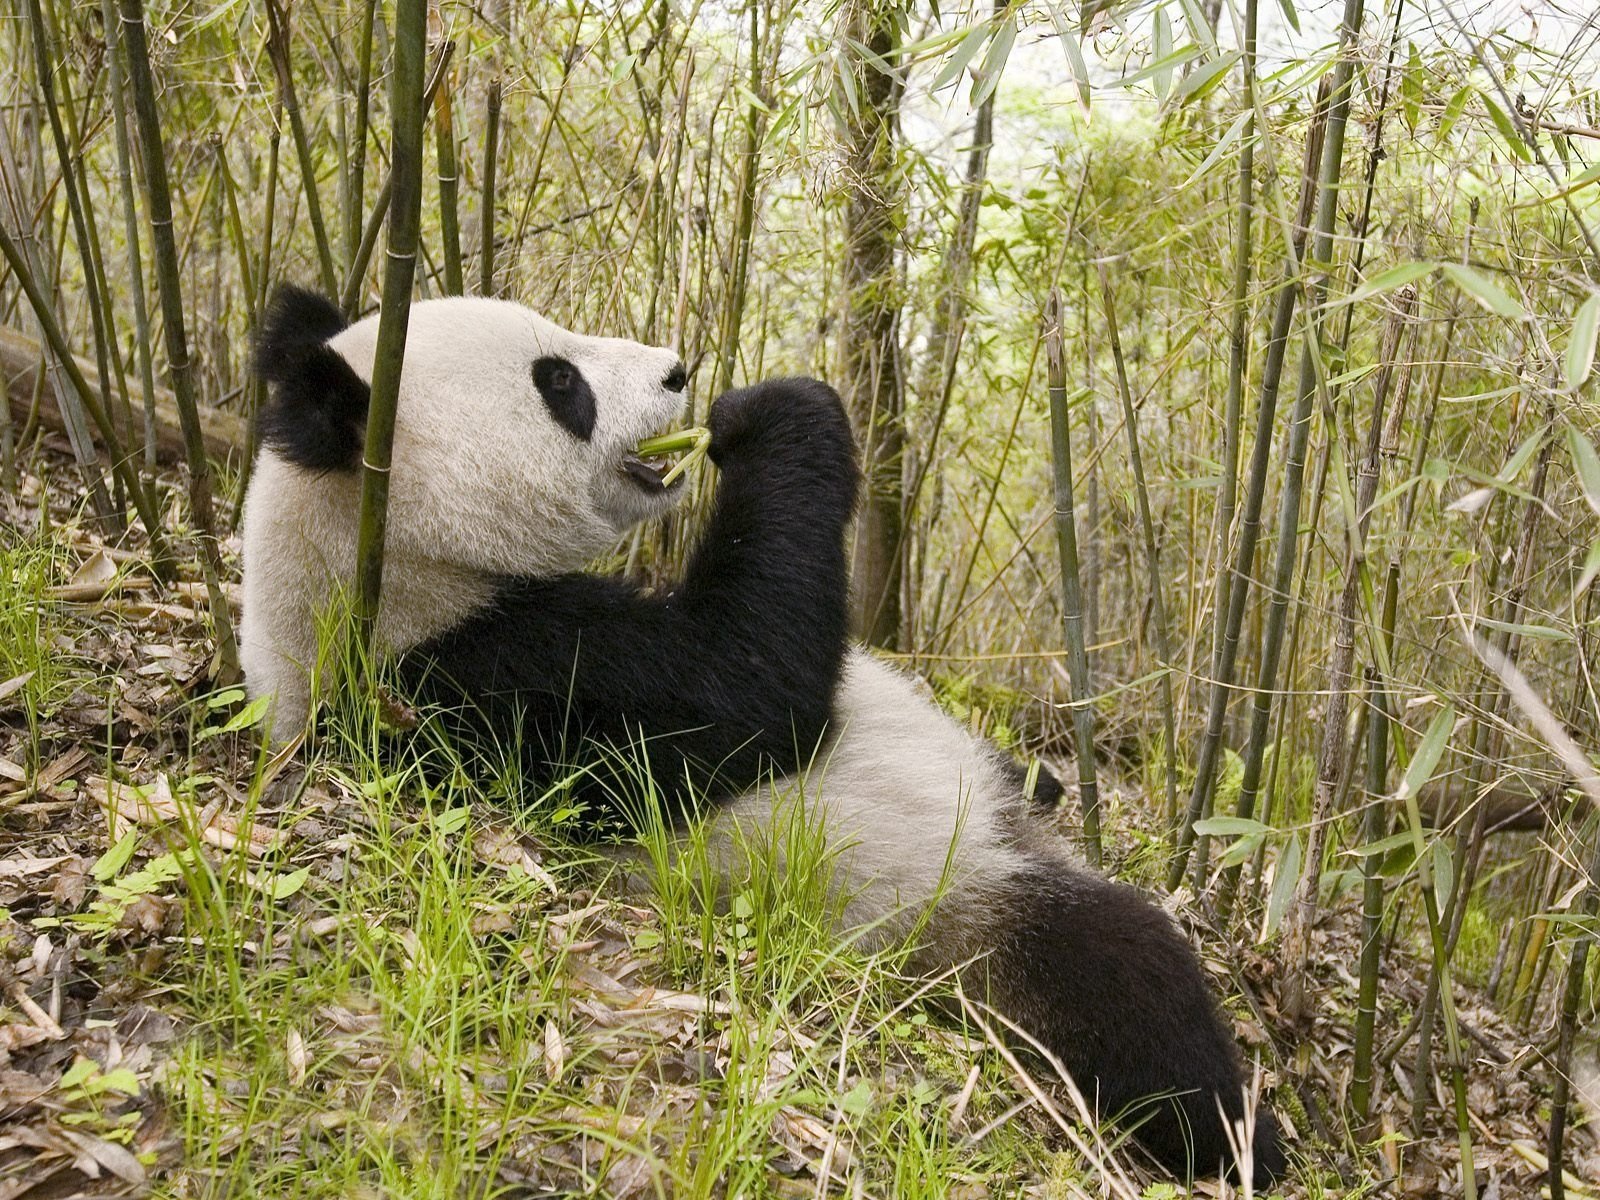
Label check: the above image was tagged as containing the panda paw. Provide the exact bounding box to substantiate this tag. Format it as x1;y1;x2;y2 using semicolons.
708;377;857;474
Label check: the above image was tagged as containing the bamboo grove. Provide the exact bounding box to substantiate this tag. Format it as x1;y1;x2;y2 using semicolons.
2;0;1599;1192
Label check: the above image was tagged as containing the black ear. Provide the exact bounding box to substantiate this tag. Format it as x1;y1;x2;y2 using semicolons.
253;285;371;472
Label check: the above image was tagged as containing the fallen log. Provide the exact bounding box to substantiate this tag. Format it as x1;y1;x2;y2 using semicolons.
1;322;248;466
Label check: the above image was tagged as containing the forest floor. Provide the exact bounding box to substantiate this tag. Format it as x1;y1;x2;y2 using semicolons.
1;443;1596;1199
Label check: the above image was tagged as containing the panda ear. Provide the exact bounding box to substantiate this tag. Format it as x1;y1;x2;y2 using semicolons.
253;285;371;472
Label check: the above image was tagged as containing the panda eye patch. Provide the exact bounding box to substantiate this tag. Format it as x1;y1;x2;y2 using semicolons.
532;355;597;441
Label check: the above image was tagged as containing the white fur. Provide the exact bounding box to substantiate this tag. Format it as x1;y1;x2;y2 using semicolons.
241;297;684;735
701;649;1039;949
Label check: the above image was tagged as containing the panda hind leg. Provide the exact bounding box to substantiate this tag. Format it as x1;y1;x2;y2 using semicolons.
965;856;1285;1186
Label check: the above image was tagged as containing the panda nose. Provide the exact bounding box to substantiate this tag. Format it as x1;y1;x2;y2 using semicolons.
662;362;687;393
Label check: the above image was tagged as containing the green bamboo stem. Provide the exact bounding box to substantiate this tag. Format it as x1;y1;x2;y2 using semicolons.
264;0;339;301
99;0;159;473
436;61;464;295
1206;0;1258;831
347;0;378;267
714;0;764;397
1166;88;1330;891
1097;263;1177;831
354;0;428;643
1045;287;1102;869
480;77;501;296
117;0;238;674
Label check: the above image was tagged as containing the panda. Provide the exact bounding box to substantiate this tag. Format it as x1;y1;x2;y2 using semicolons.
241;285;1286;1187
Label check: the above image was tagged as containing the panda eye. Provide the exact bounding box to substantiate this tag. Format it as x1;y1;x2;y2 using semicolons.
532;355;597;441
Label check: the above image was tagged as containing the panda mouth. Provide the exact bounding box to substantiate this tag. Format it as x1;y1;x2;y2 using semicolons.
618;453;683;493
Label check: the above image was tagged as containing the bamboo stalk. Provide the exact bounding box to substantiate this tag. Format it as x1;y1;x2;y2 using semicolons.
1045;287;1101;868
117;0;238;673
1097;263;1177;830
99;0;158;473
480;77;501;296
713;0;764;396
1167;84;1330;890
347;0;378;268
436;77;463;295
263;0;339;301
354;0;428;642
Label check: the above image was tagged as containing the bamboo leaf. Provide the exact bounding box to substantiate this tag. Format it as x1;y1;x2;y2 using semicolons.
930;20;991;94
1439;263;1522;319
1481;91;1533;162
1564;292;1600;389
1401;42;1422;131
1396;705;1455;805
1044;3;1093;114
1151;7;1173;101
1176;51;1240;107
1575;536;1600;596
1567;428;1600;518
1334;259;1438;308
971;14;1015;107
1263;833;1301;940
1436;84;1471;145
1495;427;1546;485
1182;109;1253;188
1193;816;1270;838
1275;0;1300;34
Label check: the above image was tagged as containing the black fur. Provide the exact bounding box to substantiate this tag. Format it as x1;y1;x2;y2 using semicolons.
532;355;598;441
970;857;1284;1185
254;286;371;472
402;377;860;825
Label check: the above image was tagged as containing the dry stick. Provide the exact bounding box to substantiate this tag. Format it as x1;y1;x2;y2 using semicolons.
26;0;122;528
479;78;501;296
1097;263;1177;831
99;0;158;473
263;0;338;301
1279;285;1417;1023
117;0;238;674
1045;288;1101;869
1166;87;1330;891
353;0;427;645
0;224;171;577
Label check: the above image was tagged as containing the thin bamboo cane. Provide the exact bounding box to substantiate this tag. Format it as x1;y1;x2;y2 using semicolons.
480;78;501;296
263;0;339;300
353;0;428;642
117;0;238;673
1045;287;1101;868
1097;263;1177;831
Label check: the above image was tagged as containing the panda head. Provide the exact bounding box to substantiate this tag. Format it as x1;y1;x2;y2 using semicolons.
253;286;690;567
241;286;689;726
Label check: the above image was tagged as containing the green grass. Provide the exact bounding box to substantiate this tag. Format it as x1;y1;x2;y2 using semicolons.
130;639;1078;1199
0;532;69;752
